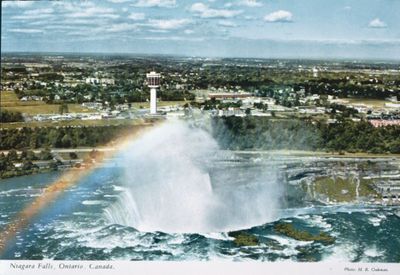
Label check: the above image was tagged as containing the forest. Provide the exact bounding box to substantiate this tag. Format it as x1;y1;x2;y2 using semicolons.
0;110;24;123
1;118;399;154
211;117;400;154
0;125;135;150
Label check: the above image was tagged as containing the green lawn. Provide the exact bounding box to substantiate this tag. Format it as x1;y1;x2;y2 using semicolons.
2;104;93;115
1;91;91;114
313;176;378;202
0;118;151;129
341;98;389;109
0;90;20;102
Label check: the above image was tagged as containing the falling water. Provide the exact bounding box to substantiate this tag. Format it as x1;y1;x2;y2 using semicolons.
104;119;282;233
354;175;360;201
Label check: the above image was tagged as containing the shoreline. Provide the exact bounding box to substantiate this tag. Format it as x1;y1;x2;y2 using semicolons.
1;148;400;158
1;148;399;180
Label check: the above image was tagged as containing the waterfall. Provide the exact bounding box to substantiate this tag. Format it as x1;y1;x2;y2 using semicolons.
354;174;360;201
104;119;281;233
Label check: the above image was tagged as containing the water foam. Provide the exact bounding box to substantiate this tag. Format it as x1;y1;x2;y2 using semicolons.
104;119;282;233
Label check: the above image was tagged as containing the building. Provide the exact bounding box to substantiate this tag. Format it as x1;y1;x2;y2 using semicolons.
85;77;99;85
369;119;400;127
207;92;252;100
312;67;319;78
146;71;161;114
385;102;400;108
100;78;115;85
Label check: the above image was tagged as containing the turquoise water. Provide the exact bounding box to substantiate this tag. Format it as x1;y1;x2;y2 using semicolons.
1;165;399;262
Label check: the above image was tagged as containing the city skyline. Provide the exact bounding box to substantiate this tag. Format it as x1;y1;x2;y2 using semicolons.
1;0;400;60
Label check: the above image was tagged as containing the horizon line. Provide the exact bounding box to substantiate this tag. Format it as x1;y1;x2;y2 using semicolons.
2;51;400;63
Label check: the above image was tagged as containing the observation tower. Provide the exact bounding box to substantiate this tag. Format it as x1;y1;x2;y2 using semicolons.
146;71;161;114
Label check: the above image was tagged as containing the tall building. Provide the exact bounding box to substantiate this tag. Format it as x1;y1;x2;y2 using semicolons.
146;71;161;114
312;67;319;78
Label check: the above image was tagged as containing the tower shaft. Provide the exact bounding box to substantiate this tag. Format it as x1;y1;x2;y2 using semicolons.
150;88;157;114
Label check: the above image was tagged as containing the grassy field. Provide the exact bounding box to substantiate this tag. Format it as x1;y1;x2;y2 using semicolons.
1;90;20;102
340;98;389;108
0;118;152;129
1;91;186;114
2;104;93;115
313;176;378;202
1;91;92;114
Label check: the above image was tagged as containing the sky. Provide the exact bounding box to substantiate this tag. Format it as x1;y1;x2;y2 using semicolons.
1;0;400;60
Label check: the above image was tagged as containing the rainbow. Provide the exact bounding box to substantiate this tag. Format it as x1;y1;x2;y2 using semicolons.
0;122;158;256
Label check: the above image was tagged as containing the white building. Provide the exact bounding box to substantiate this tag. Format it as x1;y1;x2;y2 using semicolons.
85;77;99;85
146;71;161;114
100;78;115;85
385;102;400;109
312;67;319;78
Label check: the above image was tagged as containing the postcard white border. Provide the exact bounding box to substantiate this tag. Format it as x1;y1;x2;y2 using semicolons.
1;260;399;275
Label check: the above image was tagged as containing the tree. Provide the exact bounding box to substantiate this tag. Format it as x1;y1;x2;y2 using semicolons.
0;153;8;171
20;150;28;161
59;103;69;114
26;150;37;161
389;140;400;154
69;152;78;159
7;149;18;161
61;134;72;148
49;161;58;171
40;148;53;160
22;160;35;171
0;110;24;123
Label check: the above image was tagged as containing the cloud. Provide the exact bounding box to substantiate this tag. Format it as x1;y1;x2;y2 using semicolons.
9;28;44;33
132;0;176;8
184;29;194;34
244;15;256;20
65;6;119;19
12;14;54;20
2;1;35;8
107;0;130;3
128;12;146;20
65;22;139;36
190;3;242;18
24;8;54;15
141;36;205;41
234;37;400;46
147;19;190;30
368;18;387;28
236;0;262;7
264;10;293;22
51;2;119;19
11;7;54;20
55;19;107;26
42;25;80;31
106;23;139;32
218;20;237;27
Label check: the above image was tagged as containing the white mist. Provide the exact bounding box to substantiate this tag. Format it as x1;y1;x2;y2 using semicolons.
105;119;281;233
